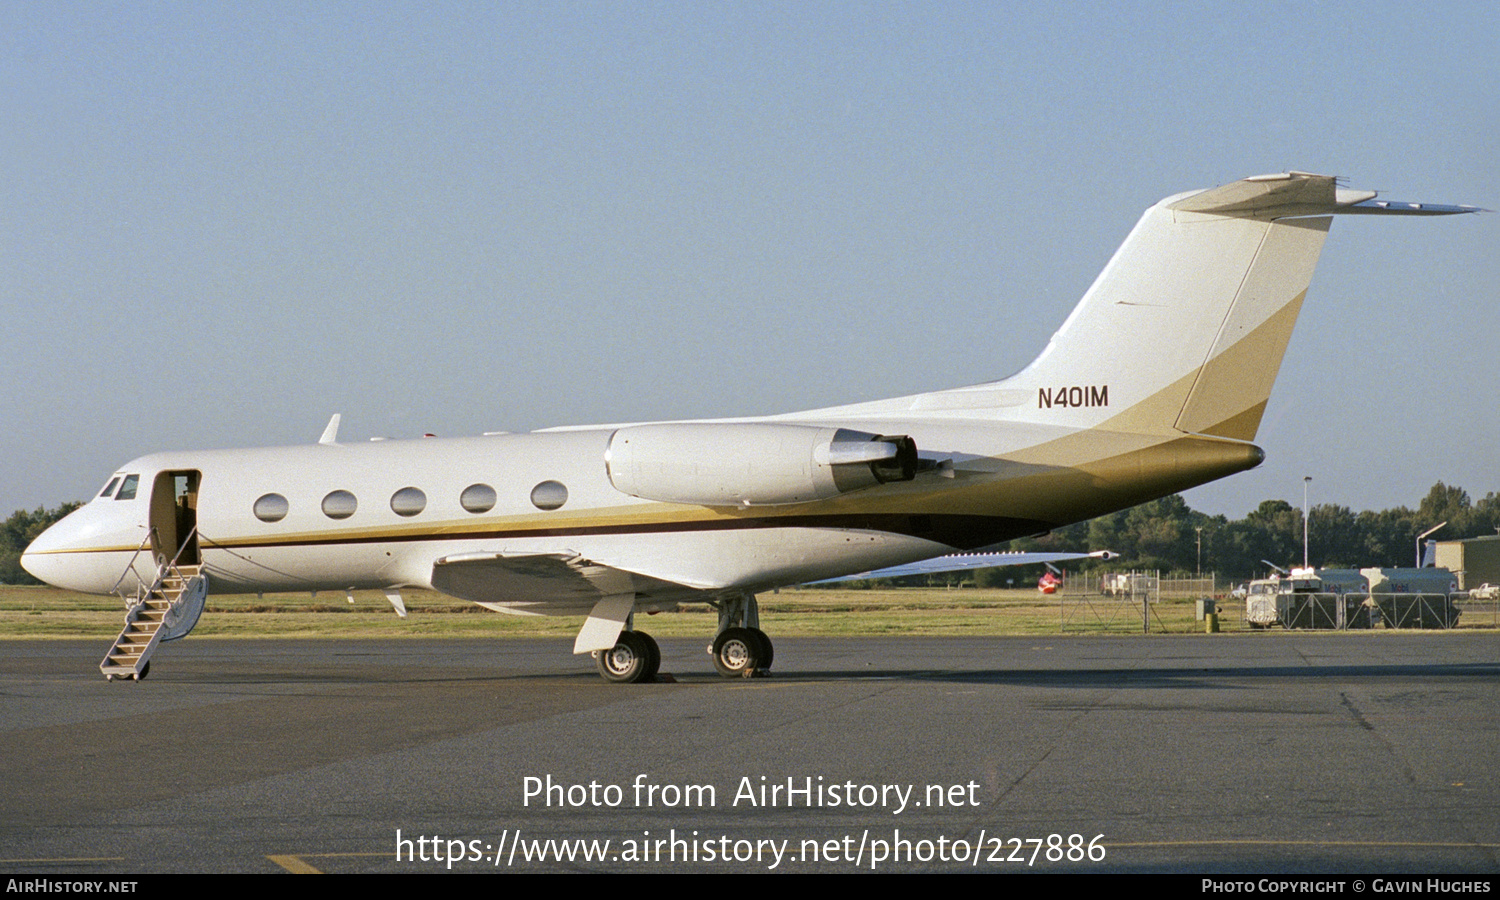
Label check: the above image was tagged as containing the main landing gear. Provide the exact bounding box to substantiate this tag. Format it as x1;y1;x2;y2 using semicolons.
590;592;773;682
711;627;772;677
709;593;772;678
595;630;661;684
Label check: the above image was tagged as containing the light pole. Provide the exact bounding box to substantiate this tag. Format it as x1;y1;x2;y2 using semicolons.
1196;526;1203;578
1417;522;1446;568
1302;476;1312;572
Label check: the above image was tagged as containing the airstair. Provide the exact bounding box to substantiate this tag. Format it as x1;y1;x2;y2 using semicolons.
102;532;207;681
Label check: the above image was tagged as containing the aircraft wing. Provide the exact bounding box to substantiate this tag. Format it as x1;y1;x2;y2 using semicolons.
810;550;1116;583
430;550;696;616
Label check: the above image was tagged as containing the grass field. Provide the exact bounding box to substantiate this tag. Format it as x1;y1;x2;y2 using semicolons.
4;583;1495;640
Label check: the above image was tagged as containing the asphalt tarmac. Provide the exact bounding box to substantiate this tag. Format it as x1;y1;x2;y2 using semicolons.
2;633;1497;873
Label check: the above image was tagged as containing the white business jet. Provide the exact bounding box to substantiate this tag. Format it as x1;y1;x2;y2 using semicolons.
22;172;1476;683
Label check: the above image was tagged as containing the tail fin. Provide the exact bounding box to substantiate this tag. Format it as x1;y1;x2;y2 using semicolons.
993;172;1476;439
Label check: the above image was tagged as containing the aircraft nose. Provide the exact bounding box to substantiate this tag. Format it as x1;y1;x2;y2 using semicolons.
21;521;74;586
20;546;54;584
19;508;131;594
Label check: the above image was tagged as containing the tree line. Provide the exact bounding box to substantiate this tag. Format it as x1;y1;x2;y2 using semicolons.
1;502;81;585
3;483;1493;586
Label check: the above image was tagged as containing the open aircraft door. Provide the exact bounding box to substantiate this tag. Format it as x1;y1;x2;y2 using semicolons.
149;470;200;567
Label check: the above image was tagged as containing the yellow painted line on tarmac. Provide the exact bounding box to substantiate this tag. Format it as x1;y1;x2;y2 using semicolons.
268;852;389;873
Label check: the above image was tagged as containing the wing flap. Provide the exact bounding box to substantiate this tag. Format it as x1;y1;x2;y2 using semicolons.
430;550;688;615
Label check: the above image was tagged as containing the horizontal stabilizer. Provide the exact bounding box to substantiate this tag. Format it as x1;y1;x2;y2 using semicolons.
1341;198;1484;216
1170;172;1480;219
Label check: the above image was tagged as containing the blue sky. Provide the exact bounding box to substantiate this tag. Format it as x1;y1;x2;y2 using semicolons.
3;1;1496;518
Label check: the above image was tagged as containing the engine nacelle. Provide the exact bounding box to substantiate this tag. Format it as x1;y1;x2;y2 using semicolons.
605;423;917;506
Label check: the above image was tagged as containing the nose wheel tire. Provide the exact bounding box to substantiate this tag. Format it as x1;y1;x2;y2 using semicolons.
596;631;660;684
712;627;772;678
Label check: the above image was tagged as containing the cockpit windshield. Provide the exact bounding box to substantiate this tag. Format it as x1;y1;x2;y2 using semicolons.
115;474;139;501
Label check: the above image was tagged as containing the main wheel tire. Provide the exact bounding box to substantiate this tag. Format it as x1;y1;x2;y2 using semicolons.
633;630;661;681
712;627;762;678
596;631;653;683
747;628;773;670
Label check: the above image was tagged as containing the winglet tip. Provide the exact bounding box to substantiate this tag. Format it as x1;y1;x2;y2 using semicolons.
318;413;342;445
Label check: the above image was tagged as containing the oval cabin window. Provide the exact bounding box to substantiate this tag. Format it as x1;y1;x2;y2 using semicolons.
322;490;358;520
530;480;568;511
390;486;427;517
253;493;289;523
460;483;496;513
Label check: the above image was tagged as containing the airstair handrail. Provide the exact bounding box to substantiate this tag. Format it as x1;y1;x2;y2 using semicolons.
109;527;159;602
109;525;201;603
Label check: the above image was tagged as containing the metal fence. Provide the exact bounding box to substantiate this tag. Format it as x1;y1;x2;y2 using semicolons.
1062;570;1170;633
1159;575;1218;600
1455;593;1500;629
1274;591;1480;630
1060;572;1498;632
